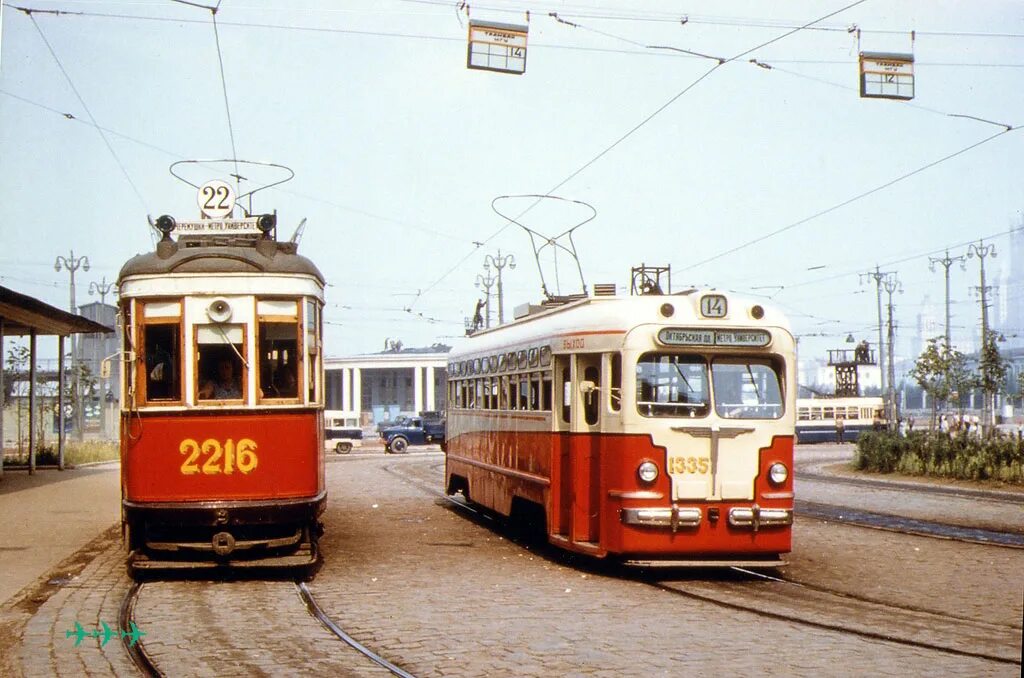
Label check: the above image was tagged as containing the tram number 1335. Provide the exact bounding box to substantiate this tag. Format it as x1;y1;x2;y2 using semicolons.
179;438;259;476
667;456;709;475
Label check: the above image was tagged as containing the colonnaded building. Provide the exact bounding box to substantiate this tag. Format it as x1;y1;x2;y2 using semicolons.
324;343;450;427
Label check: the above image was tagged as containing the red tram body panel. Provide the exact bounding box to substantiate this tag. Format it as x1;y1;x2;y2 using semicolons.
446;291;796;566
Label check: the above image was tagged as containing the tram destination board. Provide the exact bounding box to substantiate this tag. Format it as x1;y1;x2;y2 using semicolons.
174;217;261;235
658;328;771;347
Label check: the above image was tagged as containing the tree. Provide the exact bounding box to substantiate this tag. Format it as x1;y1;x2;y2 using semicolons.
910;337;950;430
947;348;974;420
5;344;30;454
977;328;1008;433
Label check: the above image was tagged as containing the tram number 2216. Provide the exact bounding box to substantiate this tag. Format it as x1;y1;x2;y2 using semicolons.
667;456;709;475
179;438;258;476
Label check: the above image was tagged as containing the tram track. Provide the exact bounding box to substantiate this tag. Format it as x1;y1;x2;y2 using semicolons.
119;577;417;677
387;457;1022;668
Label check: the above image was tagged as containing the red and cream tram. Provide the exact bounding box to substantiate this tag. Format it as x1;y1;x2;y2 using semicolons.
445;288;796;566
117;211;326;575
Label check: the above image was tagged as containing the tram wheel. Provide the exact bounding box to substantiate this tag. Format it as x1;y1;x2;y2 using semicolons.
389;436;409;454
335;441;352;454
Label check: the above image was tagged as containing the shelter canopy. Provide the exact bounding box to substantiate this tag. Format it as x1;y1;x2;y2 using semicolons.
0;286;112;336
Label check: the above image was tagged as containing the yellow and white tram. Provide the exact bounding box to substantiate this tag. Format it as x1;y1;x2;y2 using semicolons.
445;288;796;566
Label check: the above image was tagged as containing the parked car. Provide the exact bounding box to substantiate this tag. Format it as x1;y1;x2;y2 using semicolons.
325;420;363;454
378;416;445;454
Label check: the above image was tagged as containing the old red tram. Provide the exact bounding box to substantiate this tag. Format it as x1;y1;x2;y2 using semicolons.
445;288;796;566
117;212;326;574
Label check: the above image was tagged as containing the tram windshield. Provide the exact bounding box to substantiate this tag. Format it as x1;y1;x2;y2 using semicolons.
636;353;784;419
711;358;783;419
197;325;245;401
636;354;710;417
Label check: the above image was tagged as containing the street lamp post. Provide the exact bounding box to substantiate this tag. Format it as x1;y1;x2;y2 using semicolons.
89;277;116;439
55;250;90;441
967;240;997;428
928;250;967;350
881;274;903;428
861;266;895;408
483;250;516;325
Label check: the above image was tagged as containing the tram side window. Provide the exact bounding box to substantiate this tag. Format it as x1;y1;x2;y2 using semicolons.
711;359;783;420
583;365;600;425
143;324;180;402
258;321;299;399
560;367;571;424
542;374;552;411
636;353;709;418
197;326;245;401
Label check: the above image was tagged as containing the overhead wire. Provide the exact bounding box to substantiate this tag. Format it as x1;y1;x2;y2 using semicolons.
13;7;150;214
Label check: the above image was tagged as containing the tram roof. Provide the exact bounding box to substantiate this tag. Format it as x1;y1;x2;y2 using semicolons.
118;238;324;285
0;285;114;337
454;291;792;357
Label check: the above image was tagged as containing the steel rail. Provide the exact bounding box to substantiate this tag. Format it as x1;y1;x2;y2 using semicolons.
295;582;417;678
118;582;164;678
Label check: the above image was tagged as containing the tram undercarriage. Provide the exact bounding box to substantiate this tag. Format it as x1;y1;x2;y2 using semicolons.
124;494;325;575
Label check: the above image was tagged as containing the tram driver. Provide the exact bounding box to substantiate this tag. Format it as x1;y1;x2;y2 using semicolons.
199;355;242;400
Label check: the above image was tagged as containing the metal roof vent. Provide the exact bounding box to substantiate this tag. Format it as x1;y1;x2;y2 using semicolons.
593;283;617;297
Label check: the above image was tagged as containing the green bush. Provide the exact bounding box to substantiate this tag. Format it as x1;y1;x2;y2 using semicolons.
854;430;1024;484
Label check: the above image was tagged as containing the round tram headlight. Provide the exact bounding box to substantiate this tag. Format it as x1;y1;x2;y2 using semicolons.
768;462;789;485
637;460;659;484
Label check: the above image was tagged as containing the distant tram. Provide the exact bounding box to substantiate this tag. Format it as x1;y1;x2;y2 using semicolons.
795;396;884;444
117;202;326;575
445;287;796;566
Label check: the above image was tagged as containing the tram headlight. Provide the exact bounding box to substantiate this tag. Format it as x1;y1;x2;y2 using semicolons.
637;460;659;484
768;462;789;485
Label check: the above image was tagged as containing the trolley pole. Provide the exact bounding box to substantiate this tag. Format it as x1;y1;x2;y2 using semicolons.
484;250;516;325
860;266;895;408
55;250;90;441
928;250;967;350
882;274;902;429
967;240;997;428
475;272;496;329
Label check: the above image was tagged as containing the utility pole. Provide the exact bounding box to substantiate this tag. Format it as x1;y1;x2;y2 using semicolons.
967;240;997;427
55;251;90;441
882;274;902;428
475;272;496;329
928;250;967;350
860;266;896;407
483;250;516;325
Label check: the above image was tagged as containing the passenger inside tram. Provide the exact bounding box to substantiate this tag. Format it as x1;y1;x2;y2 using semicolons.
199;353;242;400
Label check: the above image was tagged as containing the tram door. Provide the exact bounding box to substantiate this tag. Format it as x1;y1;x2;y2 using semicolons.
573;354;602;544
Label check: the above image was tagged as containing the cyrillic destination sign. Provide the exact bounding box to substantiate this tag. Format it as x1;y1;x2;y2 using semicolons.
658;328;771;348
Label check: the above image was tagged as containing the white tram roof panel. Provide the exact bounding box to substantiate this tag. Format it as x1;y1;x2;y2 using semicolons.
455;290;792;357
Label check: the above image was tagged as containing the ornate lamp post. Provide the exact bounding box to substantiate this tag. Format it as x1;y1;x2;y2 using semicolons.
483;250;516;325
55;251;90;440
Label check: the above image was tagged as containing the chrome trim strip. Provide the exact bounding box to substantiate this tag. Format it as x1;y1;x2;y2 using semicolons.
621;507;702;528
608;490;665;499
760;491;794;500
446;453;551;487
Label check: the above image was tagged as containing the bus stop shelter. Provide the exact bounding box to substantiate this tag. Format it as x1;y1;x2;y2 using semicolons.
0;285;114;477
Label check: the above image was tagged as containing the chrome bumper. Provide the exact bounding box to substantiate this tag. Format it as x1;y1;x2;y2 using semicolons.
729;507;793;530
621;507;702;531
621;505;792;532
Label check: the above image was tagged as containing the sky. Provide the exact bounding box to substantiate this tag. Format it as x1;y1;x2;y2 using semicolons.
2;0;1023;370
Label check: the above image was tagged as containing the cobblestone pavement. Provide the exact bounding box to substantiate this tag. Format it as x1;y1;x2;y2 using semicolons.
308;454;1020;676
2;449;1020;676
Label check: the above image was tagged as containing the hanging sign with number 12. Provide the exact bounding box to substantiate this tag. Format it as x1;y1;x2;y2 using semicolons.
197;180;236;219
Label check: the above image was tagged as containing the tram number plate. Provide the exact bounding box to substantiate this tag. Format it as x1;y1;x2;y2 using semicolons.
667;456;709;475
179;438;258;475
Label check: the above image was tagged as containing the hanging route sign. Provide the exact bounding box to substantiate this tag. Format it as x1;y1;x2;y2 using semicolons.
859;52;915;100
467;20;528;75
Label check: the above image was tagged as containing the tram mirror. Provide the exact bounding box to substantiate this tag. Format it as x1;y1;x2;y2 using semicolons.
100;357;112;380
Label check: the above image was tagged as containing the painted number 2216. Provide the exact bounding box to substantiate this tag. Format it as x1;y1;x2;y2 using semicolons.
179;438;258;475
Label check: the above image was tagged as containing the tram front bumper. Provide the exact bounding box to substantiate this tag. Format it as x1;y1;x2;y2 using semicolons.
620;505;792;532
